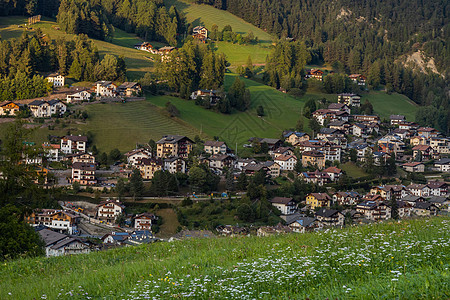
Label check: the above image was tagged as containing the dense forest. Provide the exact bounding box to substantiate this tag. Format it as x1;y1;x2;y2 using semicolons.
196;0;449;70
101;0;186;45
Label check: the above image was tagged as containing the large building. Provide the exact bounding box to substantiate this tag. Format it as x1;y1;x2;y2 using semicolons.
61;135;88;154
156;135;194;158
72;162;96;185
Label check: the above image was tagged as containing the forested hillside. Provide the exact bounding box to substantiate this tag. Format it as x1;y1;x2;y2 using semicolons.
189;0;449;134
195;0;448;69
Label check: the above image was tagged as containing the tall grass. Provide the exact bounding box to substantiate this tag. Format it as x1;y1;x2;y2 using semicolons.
1;217;449;299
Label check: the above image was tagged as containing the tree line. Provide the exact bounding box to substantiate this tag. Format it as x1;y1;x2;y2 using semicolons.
100;0;186;45
156;41;226;97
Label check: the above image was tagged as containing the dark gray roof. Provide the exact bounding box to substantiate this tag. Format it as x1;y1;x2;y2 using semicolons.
401;195;423;202
29;100;46;106
38;229;68;246
270;197;294;205
428;196;448;204
435;158;450;165
315;208;340;218
50;238;86;250
156;135;193;144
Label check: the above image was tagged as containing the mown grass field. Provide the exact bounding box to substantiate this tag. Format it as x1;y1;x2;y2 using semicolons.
0;101;204;153
0;16;153;80
75;101;205;153
341;162;369;178
362;92;419;122
165;0;273;65
148;74;308;149
1;217;449;299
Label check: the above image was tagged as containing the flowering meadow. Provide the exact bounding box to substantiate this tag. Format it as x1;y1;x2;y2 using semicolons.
1;217;449;299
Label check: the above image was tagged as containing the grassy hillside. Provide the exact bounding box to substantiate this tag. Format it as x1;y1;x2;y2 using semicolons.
0;101;205;153
165;0;273;65
148;74;309;149
1;217;449;299
362;92;419;122
0;16;153;80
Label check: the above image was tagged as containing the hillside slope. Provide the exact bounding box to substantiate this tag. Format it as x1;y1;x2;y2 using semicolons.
1;217;449;299
0;16;154;80
165;0;273;65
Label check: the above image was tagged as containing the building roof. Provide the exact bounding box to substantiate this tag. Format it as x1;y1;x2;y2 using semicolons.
64;135;88;142
50;237;86;250
435;158;450;165
243;163;266;172
414;202;435;209
390;115;406;120
156;135;193;144
275;154;297;162
323;166;342;174
283;131;309;138
402;162;424;167
292;217;316;227
134;212;157;220
428;196;448;204
38;229;68;246
29;100;47;106
209;154;233;161
72;162;96;171
427;181;447;189
412;145;431;151
204;141;226;147
401;195;424;202
302;150;324;158
407;183;427;190
270;197;295;205
328;103;348;110
309;193;331;200
316;208;339;218
118;82;140;89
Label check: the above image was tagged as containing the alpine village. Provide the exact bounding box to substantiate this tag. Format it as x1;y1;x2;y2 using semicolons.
0;0;449;298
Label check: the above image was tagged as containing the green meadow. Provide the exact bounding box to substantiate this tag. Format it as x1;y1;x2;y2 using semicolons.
1;217;448;299
148;74;308;149
165;0;274;65
362;92;419;121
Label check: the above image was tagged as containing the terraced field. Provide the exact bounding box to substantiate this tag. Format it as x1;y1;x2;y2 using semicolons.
147;74;308;148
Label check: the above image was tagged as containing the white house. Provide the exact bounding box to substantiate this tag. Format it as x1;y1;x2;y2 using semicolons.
97;199;125;223
66;91;91;103
61;135;87;154
42;143;61;162
435;158;450;172
270;197;297;215
134;213;157;231
94;81;118;97
274;154;297;171
28;100;66;118
125;148;152;167
204;141;228;155
45;73;65;87
164;157;186;174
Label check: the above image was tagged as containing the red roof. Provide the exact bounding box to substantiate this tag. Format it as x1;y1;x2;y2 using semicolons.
324;166;342;174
